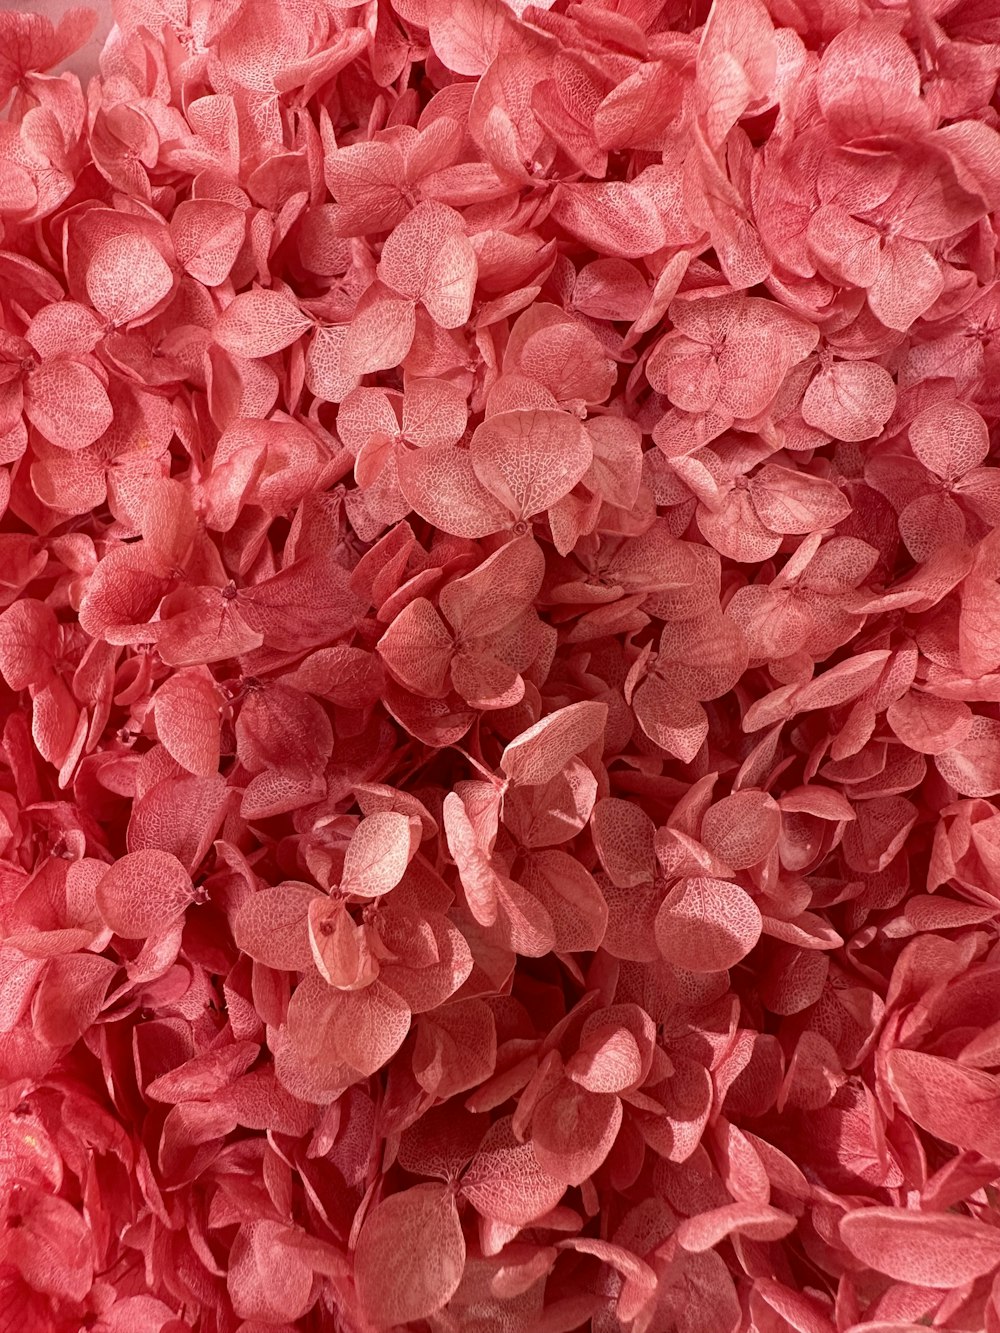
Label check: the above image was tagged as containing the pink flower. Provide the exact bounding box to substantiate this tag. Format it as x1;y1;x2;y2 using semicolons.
1;1;999;1328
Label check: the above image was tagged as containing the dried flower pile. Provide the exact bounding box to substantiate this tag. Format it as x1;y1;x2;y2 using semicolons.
1;0;1000;1329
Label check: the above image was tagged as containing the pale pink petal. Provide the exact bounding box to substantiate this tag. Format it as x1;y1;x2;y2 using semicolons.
340;812;418;898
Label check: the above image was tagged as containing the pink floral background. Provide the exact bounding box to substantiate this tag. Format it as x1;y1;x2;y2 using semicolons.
1;0;1000;1330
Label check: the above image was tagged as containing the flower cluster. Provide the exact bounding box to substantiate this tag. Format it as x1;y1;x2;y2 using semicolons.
1;0;1000;1330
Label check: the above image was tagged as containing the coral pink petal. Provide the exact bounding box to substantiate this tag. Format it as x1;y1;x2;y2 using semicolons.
839;1207;1000;1288
85;235;173;325
655;877;763;972
95;849;192;939
354;1184;465;1325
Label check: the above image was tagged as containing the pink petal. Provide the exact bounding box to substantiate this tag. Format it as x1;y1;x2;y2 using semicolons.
462;1116;566;1225
520;849;608;953
377;596;454;697
531;1083;622;1185
749;465;852;535
678;1203;796;1252
233;882;322;971
885;1048;1000;1159
378;201;477;329
470;409;593;520
633;675;709;764
342;284;417;378
817;19;926;140
701;790;782;870
935;715;1000;797
566;1022;644;1094
573;259;649;321
591;797;657;888
0;599;59;690
655;877;763;972
793;650;891;712
86;234;173;325
95;849;192;938
397;442;510;538
807;206;881;288
426;0;519;76
886;691;973;755
323;139;408;236
214;288;310;359
839;1206;1000;1289
439;534;544;639
908;399;990;481
354;1184;465;1325
801;361;897;442
23;361;113;451
898;491;966;562
696;0;776;148
287;973;411;1076
31;954;116;1048
550;179;668;258
401;376;469;448
412;998;497;1098
869;237;944;331
304;323;357;403
227;1221;316;1324
127;773;228;873
26;302;103;360
170;199;245;287
341;812;417;897
152;667;221;776
500;701;608;787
